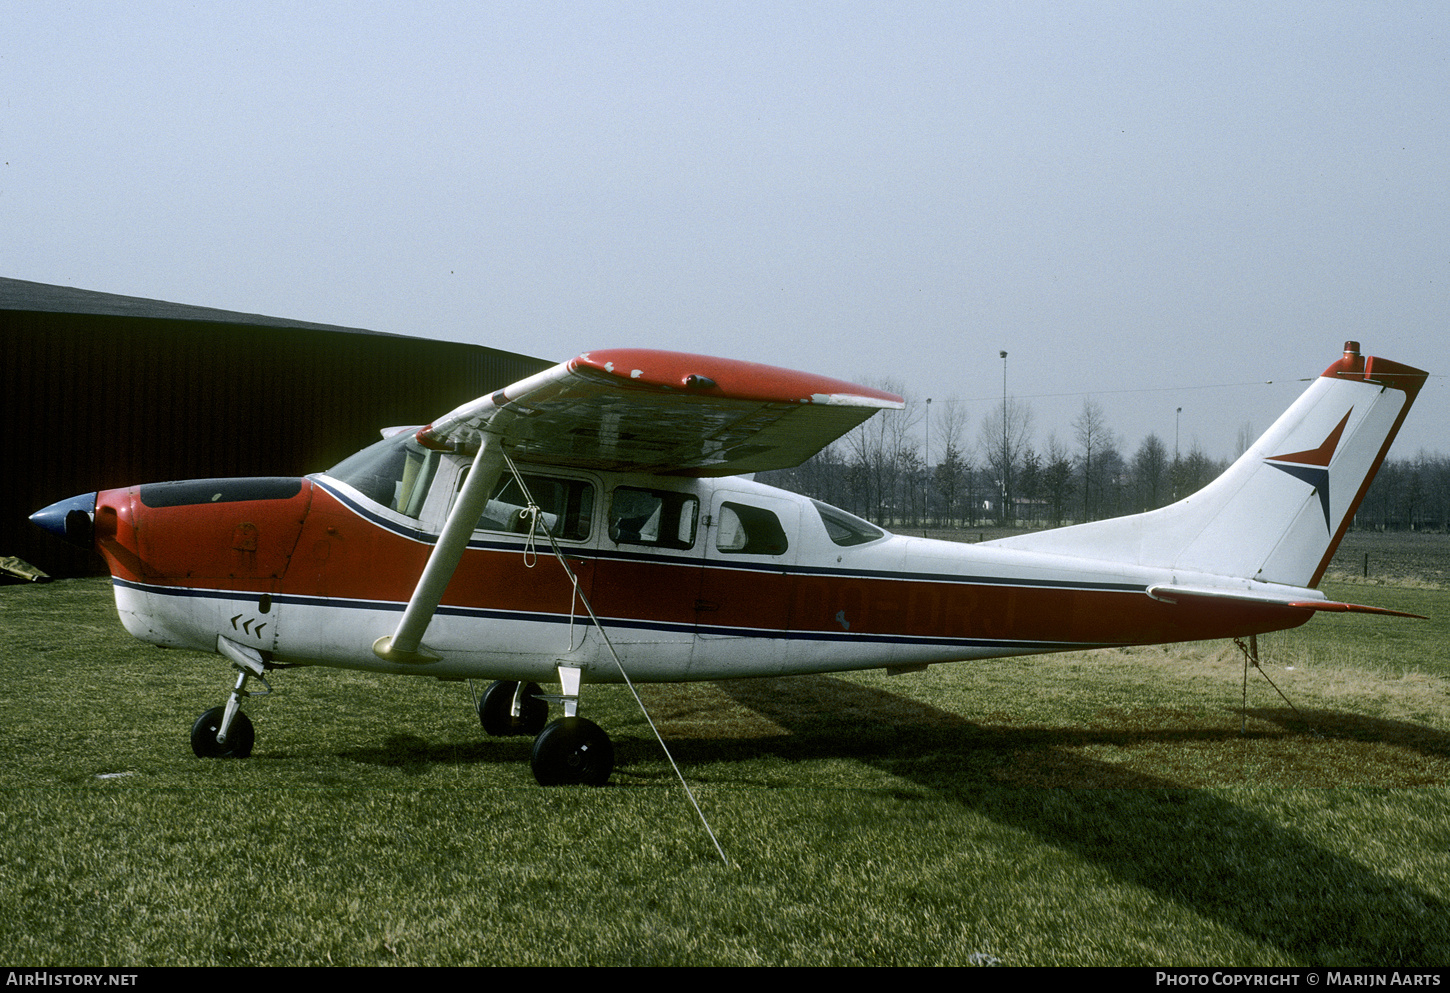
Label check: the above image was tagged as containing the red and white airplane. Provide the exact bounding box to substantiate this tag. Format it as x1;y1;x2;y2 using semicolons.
31;342;1426;785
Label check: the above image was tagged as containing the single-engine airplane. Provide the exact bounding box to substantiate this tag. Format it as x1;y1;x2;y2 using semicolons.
31;342;1426;785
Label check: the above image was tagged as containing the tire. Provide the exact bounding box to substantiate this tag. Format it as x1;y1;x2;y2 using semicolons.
479;680;548;737
190;706;255;759
530;717;614;786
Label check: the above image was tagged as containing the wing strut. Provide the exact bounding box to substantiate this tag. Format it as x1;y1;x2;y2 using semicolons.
373;435;506;664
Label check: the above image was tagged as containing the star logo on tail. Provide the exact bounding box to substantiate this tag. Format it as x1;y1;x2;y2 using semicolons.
1264;409;1352;531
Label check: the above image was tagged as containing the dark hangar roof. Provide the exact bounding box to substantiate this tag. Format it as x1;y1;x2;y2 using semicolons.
0;276;407;337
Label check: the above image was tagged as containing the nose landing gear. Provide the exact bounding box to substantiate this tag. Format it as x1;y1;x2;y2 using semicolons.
191;636;272;759
191;706;255;759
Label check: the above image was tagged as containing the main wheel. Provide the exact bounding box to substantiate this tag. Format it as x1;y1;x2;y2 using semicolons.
530;717;614;786
190;707;255;758
479;680;548;737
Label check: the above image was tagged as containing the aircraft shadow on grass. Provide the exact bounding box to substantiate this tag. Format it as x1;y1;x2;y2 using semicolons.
1240;707;1450;762
706;674;1449;967
311;670;1446;963
337;734;523;773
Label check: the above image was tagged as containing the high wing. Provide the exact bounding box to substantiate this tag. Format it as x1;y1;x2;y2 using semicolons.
414;348;905;476
374;349;903;662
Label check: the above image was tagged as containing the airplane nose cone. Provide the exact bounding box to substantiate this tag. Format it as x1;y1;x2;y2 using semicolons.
30;492;98;548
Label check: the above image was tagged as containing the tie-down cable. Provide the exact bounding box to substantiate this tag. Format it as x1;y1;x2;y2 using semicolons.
503;449;729;866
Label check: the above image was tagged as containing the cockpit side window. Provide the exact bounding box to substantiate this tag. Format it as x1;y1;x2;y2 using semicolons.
327;431;441;520
472;472;594;541
609;486;698;549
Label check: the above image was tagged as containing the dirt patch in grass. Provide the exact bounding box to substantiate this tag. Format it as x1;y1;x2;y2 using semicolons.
1324;530;1450;587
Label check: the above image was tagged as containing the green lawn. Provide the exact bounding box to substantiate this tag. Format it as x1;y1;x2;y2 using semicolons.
2;577;1447;966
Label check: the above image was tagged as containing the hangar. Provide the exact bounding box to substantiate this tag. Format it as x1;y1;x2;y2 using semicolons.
3;277;551;577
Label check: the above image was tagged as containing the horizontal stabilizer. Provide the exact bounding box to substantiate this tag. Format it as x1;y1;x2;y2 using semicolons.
1147;584;1426;619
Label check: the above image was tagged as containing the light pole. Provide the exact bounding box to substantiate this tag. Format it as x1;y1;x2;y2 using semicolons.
1175;406;1183;500
1000;350;1009;525
924;397;931;525
924;397;931;468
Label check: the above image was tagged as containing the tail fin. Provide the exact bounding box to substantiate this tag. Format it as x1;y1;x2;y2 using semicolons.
990;342;1427;588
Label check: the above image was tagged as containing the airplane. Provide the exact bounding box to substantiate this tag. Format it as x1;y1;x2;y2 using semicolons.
30;342;1427;786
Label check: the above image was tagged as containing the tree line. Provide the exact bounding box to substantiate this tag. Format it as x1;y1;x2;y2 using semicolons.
758;395;1450;532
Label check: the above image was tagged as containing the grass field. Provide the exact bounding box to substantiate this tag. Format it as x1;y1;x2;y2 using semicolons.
2;540;1448;967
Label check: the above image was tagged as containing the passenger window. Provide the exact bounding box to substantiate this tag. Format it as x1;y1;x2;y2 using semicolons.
716;502;789;555
610;487;698;549
464;470;594;541
811;499;885;546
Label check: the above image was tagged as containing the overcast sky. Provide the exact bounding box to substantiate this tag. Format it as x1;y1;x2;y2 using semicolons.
4;1;1445;461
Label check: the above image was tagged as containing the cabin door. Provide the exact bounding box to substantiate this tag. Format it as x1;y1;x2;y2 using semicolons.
695;489;801;641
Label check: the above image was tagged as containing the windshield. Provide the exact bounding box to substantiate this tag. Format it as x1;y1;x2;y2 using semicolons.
327;430;442;519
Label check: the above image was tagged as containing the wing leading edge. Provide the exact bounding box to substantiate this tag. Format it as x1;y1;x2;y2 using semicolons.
416;348;905;476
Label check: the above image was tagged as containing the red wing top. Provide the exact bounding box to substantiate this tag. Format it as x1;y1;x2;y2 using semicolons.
417;349;904;476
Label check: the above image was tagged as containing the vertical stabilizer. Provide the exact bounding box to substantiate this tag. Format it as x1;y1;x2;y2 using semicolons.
988;343;1427;588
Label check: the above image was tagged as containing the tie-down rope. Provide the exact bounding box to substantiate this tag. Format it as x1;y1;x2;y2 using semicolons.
504;449;729;866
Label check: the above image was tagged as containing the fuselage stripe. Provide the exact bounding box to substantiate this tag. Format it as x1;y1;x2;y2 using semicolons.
111;576;1097;653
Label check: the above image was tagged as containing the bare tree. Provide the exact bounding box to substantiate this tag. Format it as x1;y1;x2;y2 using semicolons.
1017;446;1043;525
1172;441;1220;499
930;400;969;525
841;382;919;525
977;398;1034;524
1097;444;1129;519
1073;399;1116;521
1235;421;1257;458
1042;434;1075;526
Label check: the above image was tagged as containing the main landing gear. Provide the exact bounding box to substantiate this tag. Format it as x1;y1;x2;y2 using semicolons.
479;666;614;787
478;679;549;737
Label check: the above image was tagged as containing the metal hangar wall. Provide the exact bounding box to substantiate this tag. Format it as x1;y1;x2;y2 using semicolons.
3;277;553;577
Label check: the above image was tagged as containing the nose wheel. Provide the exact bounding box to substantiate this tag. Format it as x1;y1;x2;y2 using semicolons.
192;637;271;759
191;707;255;758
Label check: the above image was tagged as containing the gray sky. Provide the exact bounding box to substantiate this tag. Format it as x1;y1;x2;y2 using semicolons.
4;1;1445;461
